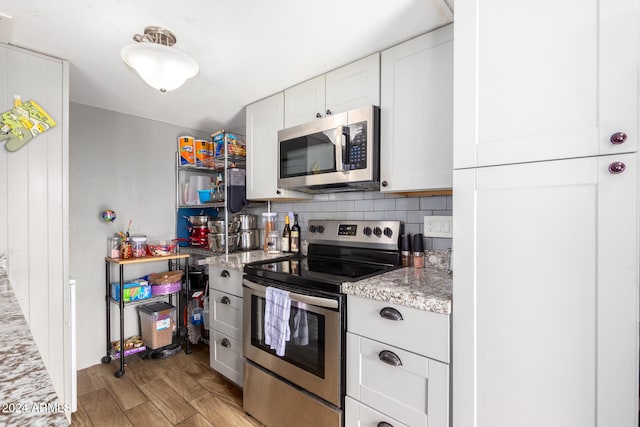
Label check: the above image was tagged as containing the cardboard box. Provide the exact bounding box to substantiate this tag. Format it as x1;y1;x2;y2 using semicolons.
111;279;151;302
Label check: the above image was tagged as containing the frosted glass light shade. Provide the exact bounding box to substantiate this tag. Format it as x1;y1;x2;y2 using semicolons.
121;42;199;92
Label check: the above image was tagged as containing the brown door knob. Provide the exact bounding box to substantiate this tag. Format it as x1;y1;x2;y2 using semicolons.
610;132;627;144
609;161;626;174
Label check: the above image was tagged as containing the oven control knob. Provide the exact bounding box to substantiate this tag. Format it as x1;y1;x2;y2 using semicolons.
373;227;382;237
363;226;372;236
317;225;325;233
309;225;317;233
383;227;393;238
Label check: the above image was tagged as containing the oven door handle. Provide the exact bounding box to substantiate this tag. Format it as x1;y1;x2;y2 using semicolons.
243;279;339;310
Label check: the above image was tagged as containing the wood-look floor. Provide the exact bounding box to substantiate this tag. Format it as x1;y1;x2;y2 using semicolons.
73;343;262;426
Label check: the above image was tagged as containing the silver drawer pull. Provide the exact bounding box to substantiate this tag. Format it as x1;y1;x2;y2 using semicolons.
220;296;231;305
378;350;402;367
377;422;394;427
221;338;231;348
379;307;403;321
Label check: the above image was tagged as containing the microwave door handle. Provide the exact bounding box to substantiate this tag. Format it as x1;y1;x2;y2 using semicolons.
335;126;344;173
338;125;351;174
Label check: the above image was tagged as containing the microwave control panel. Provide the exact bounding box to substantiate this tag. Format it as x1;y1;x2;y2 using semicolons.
346;122;367;170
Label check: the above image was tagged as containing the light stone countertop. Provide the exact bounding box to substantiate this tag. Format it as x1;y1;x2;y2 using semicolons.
0;278;69;426
199;249;452;315
341;267;452;315
199;249;292;270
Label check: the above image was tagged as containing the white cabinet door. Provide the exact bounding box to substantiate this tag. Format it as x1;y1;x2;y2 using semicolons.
284;75;325;128
347;332;449;427
453;153;638;427
345;397;409;427
380;24;453;193
210;330;243;386
454;0;638;168
284;53;381;128
208;265;243;297
246;93;311;200
211;290;242;341
325;53;380;117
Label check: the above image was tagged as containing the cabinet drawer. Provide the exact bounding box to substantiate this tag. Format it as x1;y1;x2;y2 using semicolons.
211;330;243;386
209;266;243;297
347;295;449;363
347;333;449;427
345;396;408;427
211;290;242;341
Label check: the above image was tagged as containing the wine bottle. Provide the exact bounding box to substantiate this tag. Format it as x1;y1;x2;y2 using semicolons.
291;214;301;254
282;215;291;253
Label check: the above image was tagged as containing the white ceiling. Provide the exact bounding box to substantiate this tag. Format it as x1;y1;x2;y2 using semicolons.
1;0;453;132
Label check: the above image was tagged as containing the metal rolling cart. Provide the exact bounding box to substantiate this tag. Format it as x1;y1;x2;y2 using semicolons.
102;253;190;378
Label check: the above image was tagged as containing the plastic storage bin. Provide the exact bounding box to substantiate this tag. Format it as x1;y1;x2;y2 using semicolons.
138;302;175;349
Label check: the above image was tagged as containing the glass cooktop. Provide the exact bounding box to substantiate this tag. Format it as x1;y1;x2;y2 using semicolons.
244;255;397;294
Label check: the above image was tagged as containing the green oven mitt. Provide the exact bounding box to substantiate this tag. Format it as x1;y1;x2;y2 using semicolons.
1;98;56;152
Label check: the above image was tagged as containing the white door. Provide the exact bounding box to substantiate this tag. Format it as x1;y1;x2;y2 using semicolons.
454;0;638;168
453;153;638;427
284;75;325;128
245;93;311;200
325;53;380;116
380;24;453;193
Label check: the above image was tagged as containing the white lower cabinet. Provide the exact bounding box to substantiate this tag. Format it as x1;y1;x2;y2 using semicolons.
209;265;244;386
346;296;450;427
345;396;408;427
211;330;243;386
211;290;242;341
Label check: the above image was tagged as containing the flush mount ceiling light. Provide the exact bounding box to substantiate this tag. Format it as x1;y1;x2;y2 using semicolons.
121;26;199;92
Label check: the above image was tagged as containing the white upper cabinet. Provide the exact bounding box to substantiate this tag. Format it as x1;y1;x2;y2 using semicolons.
325;53;380;118
284;53;380;128
284;75;326;129
246;92;312;200
454;0;638;168
380;24;454;192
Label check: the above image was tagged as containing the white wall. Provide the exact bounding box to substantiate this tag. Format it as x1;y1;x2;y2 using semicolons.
0;44;72;413
69;103;208;370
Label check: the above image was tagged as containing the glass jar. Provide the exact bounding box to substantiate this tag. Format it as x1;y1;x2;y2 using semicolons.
266;230;280;254
120;241;132;259
262;212;277;251
107;237;120;258
131;237;147;258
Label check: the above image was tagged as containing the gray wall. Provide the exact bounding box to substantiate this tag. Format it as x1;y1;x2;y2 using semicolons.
69;103;208;370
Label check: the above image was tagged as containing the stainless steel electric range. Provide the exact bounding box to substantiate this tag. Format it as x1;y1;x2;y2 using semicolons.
242;219;402;426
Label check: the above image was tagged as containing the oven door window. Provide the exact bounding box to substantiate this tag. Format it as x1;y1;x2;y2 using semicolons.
250;294;326;378
280;130;337;178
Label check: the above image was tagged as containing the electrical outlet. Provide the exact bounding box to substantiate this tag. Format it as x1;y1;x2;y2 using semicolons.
424;215;453;238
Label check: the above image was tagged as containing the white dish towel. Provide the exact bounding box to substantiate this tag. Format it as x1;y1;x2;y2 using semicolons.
291;306;309;346
264;287;291;356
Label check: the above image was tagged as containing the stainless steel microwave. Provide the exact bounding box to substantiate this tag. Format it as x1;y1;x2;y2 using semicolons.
277;105;380;193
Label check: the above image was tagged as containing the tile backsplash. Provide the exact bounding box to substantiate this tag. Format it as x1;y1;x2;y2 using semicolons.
248;191;453;250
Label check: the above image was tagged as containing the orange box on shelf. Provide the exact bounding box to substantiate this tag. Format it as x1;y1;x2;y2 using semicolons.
178;135;195;165
195;139;211;167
